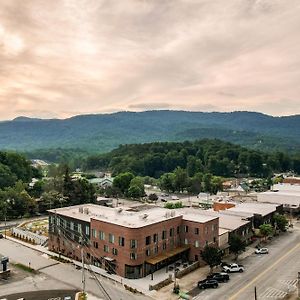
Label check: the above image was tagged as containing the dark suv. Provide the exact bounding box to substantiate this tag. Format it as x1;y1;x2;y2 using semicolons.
207;272;230;283
198;279;219;289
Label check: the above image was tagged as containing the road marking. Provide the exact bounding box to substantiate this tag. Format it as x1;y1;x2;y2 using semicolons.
259;287;287;299
228;242;300;300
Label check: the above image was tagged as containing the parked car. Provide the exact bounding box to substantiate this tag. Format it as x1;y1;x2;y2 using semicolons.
223;263;244;273
171;196;179;200
161;193;169;197
198;279;219;289
255;248;269;254
0;233;3;239
207;272;230;282
161;198;167;202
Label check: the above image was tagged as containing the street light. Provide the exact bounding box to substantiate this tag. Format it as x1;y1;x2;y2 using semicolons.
4;198;10;239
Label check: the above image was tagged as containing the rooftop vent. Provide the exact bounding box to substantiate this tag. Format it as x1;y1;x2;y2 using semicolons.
83;207;89;215
117;208;123;213
79;207;84;213
142;213;148;219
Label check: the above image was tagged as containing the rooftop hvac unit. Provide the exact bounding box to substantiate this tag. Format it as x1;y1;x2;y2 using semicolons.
171;211;175;217
83;207;89;214
79;207;84;213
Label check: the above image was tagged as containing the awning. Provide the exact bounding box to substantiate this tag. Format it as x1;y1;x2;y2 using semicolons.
145;246;190;265
103;256;115;262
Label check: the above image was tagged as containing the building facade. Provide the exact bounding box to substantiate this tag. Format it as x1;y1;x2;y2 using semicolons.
48;205;218;278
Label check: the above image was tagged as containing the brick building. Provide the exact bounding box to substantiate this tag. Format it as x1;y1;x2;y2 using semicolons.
48;205;218;278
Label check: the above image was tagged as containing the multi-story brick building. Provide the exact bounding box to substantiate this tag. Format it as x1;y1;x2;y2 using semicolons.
48;204;218;278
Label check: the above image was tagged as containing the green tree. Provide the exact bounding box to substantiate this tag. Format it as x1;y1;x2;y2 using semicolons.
159;173;175;192
173;167;188;192
0;163;16;189
273;214;288;232
259;224;273;240
113;172;134;195
148;193;158;201
229;235;246;260
200;245;223;273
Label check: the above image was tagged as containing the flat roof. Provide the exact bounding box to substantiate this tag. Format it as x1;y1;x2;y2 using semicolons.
219;228;229;236
48;204;216;228
187;209;250;231
226;202;279;217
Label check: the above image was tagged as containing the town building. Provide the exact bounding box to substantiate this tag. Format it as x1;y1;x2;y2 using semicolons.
257;190;300;213
222;202;282;228
48;204;218;278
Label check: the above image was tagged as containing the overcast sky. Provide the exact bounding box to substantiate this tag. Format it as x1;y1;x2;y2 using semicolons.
0;0;300;120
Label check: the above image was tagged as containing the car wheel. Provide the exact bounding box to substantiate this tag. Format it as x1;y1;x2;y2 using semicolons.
213;285;218;288
239;269;244;273
224;279;228;282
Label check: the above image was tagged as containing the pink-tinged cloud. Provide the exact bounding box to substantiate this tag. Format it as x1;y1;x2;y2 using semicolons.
0;0;300;120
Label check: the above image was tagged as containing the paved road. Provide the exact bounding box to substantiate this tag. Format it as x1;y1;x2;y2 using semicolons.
1;289;78;300
192;223;300;300
0;239;150;300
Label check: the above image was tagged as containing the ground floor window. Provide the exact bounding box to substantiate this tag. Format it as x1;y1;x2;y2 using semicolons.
125;264;143;279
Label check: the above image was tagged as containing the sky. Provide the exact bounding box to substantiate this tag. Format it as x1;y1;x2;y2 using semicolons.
0;0;300;120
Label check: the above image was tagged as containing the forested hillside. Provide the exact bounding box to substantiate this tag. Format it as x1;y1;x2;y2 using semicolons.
1;111;300;156
0;151;34;189
84;139;300;178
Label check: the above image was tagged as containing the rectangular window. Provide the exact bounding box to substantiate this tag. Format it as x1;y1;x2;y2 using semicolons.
213;237;216;243
109;233;115;243
70;222;74;230
145;249;151;256
194;240;200;248
177;226;180;234
169;228;174;237
78;224;82;234
153;233;158;243
154;245;158;254
119;236;125;246
104;245;109;253
162;242;167;250
112;248;118;256
93;241;98;249
130;239;137;249
162;230;167;240
184;238;188;245
145;236;151;245
85;225;90;236
91;229;96;238
194;228;199;235
99;231;105;240
184;225;189;233
205;226;208;234
130;253;137;260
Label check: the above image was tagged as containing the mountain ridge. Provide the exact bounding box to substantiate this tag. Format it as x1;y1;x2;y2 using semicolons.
1;110;299;154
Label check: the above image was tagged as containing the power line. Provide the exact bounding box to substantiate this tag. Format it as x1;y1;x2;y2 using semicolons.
52;214;113;300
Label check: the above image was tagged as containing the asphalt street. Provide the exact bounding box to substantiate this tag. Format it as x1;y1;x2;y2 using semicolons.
192;222;300;300
0;239;150;300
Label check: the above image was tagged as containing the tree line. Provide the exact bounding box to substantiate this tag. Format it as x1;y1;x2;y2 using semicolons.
84;139;300;178
0;150;96;220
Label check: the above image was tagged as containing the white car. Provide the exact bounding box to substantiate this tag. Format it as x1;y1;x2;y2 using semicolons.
223;263;244;273
255;247;269;254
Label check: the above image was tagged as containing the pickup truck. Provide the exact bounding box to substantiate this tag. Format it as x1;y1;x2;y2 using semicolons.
222;263;244;273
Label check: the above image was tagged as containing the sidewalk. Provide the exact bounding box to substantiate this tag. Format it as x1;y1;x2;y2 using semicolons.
4;236;156;296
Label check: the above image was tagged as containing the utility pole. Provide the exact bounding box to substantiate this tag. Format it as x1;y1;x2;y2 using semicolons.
297;272;300;297
81;246;86;294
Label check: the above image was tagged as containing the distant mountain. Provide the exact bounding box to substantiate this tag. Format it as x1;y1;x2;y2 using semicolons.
0;110;299;154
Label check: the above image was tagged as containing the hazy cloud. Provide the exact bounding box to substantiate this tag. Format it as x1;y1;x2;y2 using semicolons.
0;0;300;120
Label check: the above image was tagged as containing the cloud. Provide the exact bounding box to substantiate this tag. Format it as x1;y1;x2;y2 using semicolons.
0;0;300;120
